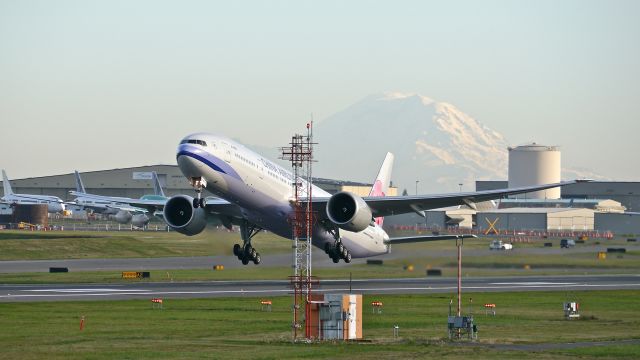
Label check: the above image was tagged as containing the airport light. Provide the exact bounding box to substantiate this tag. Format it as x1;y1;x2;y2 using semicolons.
415;180;419;195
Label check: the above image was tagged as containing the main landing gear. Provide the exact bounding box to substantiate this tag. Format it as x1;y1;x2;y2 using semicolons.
190;177;206;208
233;221;262;265
324;227;352;264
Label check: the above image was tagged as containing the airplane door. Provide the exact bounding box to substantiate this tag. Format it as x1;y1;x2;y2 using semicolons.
222;142;232;163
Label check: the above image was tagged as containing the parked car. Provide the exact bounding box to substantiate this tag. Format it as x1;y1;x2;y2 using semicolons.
489;240;513;250
560;239;576;248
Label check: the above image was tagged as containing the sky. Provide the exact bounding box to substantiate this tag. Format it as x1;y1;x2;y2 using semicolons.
1;0;639;180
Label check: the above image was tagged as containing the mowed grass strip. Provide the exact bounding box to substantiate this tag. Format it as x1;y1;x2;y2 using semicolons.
1;291;639;359
0;229;292;260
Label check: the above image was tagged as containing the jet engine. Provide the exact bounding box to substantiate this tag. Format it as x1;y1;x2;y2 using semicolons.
163;195;207;236
326;191;373;232
131;213;150;228
114;210;132;224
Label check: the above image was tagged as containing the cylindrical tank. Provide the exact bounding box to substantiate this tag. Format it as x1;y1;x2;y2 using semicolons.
12;204;49;227
508;143;561;199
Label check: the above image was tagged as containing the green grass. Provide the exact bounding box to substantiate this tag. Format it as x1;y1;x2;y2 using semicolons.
1;230;639;284
0;229;292;260
1;290;639;359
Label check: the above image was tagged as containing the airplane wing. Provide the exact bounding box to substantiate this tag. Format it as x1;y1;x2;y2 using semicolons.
104;204;148;213
126;198;168;212
127;196;244;222
385;234;476;244
311;180;587;219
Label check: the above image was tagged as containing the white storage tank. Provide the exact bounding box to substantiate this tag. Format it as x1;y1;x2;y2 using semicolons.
508;143;561;199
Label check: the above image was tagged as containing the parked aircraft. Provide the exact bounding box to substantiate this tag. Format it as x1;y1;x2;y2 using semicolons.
70;171;167;227
1;170;66;214
152;132;584;265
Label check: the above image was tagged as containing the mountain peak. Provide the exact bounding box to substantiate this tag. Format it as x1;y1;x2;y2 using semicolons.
313;93;603;192
374;92;435;105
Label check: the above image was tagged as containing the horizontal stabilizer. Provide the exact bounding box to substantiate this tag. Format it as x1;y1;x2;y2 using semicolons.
384;234;476;244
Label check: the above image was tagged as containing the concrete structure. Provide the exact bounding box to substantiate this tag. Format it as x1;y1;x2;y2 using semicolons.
477;180;640;213
0;165;395;201
497;198;626;213
561;181;640;213
508;143;561;199
478;208;594;232
424;207;476;229
595;212;640;235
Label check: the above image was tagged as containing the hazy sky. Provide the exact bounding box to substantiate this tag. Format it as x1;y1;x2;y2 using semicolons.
1;0;638;181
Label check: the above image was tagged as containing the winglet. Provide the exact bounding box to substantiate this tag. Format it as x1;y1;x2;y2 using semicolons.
2;170;13;196
74;170;86;193
152;172;165;197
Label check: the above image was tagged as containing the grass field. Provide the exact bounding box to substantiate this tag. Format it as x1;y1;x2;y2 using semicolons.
1;230;638;284
1;290;639;359
0;229;292;260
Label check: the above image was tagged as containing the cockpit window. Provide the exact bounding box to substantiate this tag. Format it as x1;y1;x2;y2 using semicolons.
180;139;207;146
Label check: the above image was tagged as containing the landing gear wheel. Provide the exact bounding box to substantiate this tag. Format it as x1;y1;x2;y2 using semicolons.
242;256;249;265
250;248;257;260
341;248;348;259
199;197;205;208
337;242;344;254
233;244;241;256
324;243;331;254
332;255;340;263
253;253;261;265
345;251;352;263
193;198;200;208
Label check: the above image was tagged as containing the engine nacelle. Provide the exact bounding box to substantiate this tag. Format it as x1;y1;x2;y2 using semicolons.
326;191;373;233
163;195;207;236
114;210;132;224
131;214;150;228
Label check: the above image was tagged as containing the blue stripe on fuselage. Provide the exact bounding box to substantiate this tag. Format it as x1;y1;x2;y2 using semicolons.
176;146;242;181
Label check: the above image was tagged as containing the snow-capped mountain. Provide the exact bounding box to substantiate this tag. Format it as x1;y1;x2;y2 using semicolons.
312;92;602;194
310;93;508;193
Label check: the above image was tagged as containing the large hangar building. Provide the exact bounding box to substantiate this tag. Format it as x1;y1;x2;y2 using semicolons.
0;165;396;201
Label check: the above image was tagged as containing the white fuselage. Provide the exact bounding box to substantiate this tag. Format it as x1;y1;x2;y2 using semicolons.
176;133;389;258
2;193;65;213
71;193;138;215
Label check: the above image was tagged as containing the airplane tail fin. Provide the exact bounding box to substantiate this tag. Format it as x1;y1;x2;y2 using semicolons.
74;170;86;193
152;172;165;197
2;170;13;196
369;152;394;226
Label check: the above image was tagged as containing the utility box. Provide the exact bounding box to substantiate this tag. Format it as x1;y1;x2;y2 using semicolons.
564;302;580;319
308;294;362;340
447;315;477;340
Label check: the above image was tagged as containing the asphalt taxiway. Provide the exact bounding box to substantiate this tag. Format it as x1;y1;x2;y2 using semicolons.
1;274;639;302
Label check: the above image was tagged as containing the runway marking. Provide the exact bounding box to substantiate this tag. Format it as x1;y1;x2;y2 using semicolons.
24;288;152;293
2;283;640;299
489;282;578;286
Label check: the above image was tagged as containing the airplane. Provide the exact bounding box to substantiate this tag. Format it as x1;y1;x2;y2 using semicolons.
70;171;167;227
1;170;66;213
152;132;586;266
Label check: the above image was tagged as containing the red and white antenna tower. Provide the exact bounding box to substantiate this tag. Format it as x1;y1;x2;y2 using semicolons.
280;121;317;340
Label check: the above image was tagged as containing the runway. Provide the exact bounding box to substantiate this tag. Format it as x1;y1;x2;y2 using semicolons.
1;274;639;302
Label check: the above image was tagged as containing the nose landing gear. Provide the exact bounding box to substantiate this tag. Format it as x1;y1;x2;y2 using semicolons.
190;177;207;208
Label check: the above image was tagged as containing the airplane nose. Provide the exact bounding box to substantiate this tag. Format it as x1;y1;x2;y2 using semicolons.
177;152;204;177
